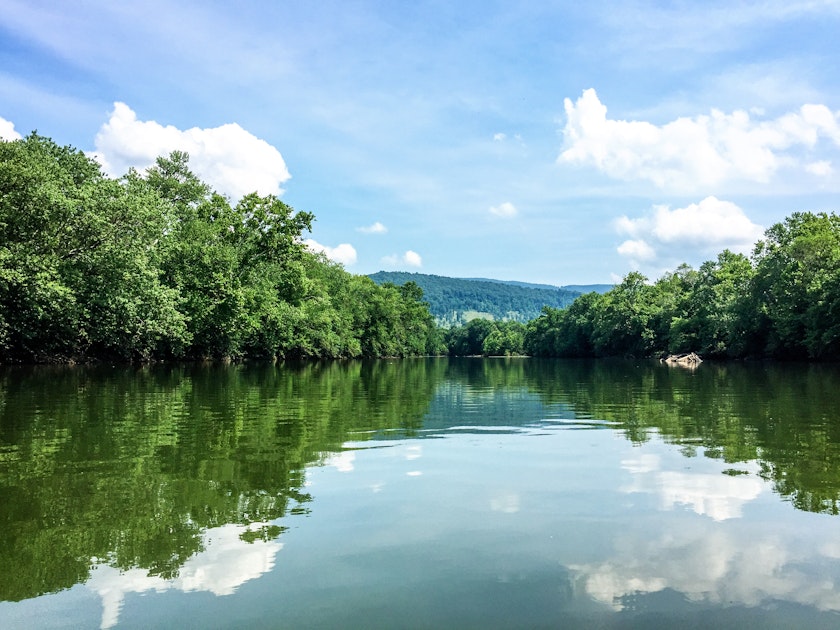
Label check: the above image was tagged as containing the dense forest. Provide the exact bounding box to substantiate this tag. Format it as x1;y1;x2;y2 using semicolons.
524;211;840;360
368;271;579;324
3;134;838;363
0;134;443;362
465;277;613;295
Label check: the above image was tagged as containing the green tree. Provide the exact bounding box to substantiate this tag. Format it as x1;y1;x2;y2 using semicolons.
446;318;497;355
751;212;840;359
674;250;755;357
592;272;658;357
145;152;313;359
0;134;187;361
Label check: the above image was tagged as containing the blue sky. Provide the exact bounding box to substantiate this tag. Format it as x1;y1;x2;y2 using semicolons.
1;1;839;284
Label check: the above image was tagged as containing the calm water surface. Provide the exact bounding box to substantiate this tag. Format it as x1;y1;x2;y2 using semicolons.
1;358;839;628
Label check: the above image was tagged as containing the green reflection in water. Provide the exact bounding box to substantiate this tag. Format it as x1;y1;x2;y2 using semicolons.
0;359;443;602
2;357;840;608
520;358;840;515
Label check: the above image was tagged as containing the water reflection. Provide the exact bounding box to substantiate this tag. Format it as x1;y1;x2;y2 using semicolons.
622;452;764;521
89;522;282;629
0;360;442;604
520;358;840;515
572;512;840;614
2;358;840;627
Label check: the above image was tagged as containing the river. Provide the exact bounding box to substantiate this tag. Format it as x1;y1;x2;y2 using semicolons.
1;358;839;628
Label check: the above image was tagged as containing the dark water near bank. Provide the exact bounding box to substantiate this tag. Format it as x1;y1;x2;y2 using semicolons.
1;358;839;629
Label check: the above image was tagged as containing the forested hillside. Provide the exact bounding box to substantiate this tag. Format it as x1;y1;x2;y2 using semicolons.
0;134;443;362
368;271;580;325
468;278;613;295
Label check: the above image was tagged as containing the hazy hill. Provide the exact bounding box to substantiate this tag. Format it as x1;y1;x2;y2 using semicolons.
368;271;582;325
562;284;614;294
467;277;613;295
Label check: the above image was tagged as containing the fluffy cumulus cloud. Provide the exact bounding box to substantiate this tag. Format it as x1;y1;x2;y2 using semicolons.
382;250;422;268
92;102;290;199
303;239;357;266
806;160;833;176
403;250;422;267
616;239;656;261
0;115;22;141
489;201;518;218
356;221;388;234
615;196;764;268
559;88;840;191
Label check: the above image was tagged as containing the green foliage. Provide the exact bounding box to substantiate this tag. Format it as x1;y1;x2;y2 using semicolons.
482;322;525;356
5;133;837;363
445;319;525;356
368;271;579;324
524;212;840;360
751;212;840;359
0;134;188;361
525;293;602;357
0;135;440;362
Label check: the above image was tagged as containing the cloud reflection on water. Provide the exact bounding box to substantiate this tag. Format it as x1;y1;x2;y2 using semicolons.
569;444;840;614
572;523;840;613
86;523;282;629
621;453;764;521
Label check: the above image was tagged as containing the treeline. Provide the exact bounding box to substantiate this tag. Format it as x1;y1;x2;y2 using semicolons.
368;271;579;325
524;212;840;360
0;134;443;362
444;319;526;356
4;135;837;364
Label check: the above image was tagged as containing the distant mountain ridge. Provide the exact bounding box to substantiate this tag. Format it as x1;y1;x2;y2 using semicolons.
466;277;614;295
368;271;607;325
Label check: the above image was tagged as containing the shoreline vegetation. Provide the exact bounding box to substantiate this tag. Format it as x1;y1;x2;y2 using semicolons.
0;134;443;364
2;133;839;364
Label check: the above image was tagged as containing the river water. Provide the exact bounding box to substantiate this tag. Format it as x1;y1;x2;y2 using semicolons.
1;358;839;628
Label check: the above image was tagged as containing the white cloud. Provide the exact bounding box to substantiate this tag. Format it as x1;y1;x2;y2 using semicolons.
616;239;656;261
304;239;357;266
489;201;518;218
559;88;840;191
91;102;291;199
356;221;388;234
493;132;506;141
403;250;422;267
0;116;22;140
381;250;423;268
615;197;764;269
806;160;833;176
618;197;764;247
656;470;764;521
572;435;840;614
